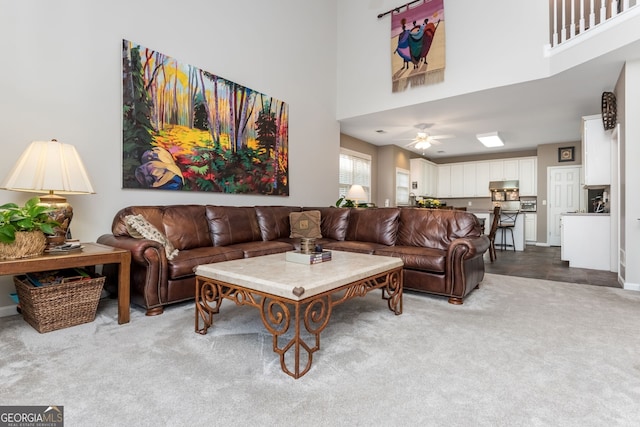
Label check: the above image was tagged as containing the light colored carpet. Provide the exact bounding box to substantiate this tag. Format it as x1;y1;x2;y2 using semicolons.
1;273;640;426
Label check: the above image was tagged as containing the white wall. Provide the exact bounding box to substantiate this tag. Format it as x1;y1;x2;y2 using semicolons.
0;0;339;312
336;0;550;120
623;59;640;290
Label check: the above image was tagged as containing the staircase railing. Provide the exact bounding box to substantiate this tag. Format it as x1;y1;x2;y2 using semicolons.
550;0;638;47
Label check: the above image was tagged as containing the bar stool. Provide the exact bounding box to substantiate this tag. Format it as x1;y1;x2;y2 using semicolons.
497;210;519;251
487;206;501;261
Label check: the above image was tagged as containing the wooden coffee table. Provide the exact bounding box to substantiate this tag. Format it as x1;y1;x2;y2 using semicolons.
0;242;131;324
194;250;403;379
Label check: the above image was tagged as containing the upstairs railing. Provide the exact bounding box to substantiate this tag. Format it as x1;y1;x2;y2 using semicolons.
550;0;639;47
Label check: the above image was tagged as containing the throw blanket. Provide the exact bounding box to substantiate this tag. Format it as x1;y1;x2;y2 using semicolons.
391;0;445;92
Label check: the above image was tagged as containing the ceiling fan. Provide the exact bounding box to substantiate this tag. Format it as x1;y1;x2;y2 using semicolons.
405;131;454;151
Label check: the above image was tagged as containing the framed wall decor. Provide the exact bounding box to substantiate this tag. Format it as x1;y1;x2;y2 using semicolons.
558;146;575;162
121;39;289;196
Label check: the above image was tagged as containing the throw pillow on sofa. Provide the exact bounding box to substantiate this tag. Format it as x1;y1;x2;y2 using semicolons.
289;210;322;239
124;214;179;260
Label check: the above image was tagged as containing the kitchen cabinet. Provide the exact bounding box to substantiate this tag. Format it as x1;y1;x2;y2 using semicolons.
463;163;476;196
518;157;537;196
490;159;519;181
582;114;611;186
450;164;464;197
437;165;451;198
561;213;611;270
410;158;438;197
524;213;537;243
475;161;491;197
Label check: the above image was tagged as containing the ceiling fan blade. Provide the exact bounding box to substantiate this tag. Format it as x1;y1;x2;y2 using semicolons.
430;134;455;140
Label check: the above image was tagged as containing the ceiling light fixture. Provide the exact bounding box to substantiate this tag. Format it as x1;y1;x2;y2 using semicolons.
476;131;504;147
415;140;431;150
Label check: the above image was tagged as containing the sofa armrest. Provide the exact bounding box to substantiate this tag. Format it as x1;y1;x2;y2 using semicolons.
448;235;490;260
97;234;168;308
98;234;167;264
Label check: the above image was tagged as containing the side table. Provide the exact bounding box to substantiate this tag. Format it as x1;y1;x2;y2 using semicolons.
0;242;132;324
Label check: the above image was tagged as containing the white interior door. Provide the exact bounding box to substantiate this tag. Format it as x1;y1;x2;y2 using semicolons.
547;166;582;246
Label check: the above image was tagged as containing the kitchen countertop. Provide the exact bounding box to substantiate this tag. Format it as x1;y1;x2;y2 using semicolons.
561;212;610;216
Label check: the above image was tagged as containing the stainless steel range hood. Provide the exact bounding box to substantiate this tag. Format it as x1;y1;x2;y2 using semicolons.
489;180;519;191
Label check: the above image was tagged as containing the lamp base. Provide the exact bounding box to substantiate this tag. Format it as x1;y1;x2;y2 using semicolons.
38;194;73;248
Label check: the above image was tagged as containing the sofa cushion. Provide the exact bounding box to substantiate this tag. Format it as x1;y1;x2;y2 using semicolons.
374;246;446;273
124;214;179;260
167;246;245;279
305;207;350;241
255;206;302;241
322;241;388;254
163;205;211;250
205;206;262;247
345;208;399;246
225;240;294;258
289;210;322;238
396;209;480;251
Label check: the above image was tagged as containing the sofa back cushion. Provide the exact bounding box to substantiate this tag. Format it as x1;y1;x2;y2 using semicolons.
254;206;302;241
112;206;166;237
396;209;481;250
163;205;211;250
206;206;262;247
304;207;350;241
345;208;400;246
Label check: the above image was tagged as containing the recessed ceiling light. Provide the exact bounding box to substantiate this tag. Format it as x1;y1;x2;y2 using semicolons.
476;131;504;147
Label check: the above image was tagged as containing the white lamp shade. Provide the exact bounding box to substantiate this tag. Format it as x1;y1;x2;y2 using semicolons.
1;140;95;194
346;184;367;201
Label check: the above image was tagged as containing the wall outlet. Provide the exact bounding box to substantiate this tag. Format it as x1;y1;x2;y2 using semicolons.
542;200;547;205
468;201;472;206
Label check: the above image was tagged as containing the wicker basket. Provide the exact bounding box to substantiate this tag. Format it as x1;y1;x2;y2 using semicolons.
13;273;105;333
0;230;46;260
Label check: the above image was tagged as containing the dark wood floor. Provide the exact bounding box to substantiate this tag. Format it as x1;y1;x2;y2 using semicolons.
484;245;621;288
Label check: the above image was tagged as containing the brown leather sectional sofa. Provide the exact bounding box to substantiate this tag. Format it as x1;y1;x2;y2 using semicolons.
97;205;490;315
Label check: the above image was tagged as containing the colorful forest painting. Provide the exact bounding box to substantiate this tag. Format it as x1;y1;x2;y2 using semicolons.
122;39;289;195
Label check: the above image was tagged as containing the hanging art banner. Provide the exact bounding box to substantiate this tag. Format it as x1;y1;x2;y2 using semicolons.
390;0;445;92
122;39;289;195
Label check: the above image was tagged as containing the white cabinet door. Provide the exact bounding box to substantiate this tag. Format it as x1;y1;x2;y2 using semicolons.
426;161;438;197
437;165;451;198
582;115;611;186
410;159;425;195
524;213;537;243
489;161;504;181
450;164;464;197
475;161;491;197
463;163;477;196
518;158;537;196
503;160;519;180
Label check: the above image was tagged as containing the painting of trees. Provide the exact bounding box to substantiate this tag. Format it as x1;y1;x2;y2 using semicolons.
121;39;289;195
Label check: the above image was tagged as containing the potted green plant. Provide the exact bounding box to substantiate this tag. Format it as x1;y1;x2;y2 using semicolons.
0;197;58;259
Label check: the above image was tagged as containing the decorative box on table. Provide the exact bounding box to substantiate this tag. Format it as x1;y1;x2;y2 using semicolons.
13;268;105;333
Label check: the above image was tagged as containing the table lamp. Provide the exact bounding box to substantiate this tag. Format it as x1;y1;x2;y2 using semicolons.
0;139;95;247
346;184;367;207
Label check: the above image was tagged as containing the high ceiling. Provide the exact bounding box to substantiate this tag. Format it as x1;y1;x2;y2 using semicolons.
338;39;640;160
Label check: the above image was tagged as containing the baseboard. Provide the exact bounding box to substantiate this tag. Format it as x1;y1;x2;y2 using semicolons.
535;242;551;247
0;304;17;318
623;282;640;292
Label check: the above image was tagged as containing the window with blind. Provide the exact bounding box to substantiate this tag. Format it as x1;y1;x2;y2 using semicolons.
339;148;371;202
396;168;410;205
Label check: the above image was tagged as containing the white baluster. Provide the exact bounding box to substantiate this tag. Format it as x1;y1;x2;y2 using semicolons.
580;0;586;32
562;0;567;42
590;0;596;27
623;0;629;12
570;0;576;38
612;0;619;16
600;0;607;24
553;0;559;46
